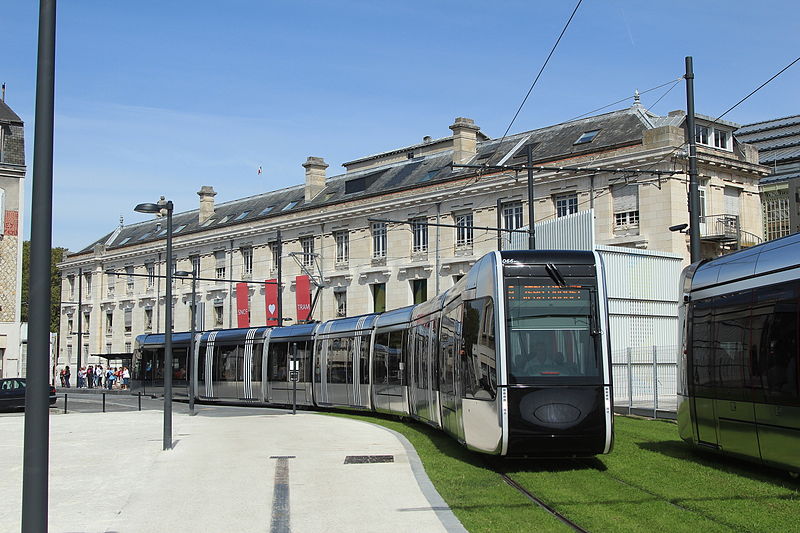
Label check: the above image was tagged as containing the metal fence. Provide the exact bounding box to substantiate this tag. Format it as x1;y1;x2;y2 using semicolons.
612;345;678;418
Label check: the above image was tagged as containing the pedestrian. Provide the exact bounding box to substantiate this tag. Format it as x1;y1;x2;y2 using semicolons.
59;368;65;388
122;366;130;390
64;365;71;388
96;365;103;389
106;367;115;390
87;365;93;388
78;366;86;388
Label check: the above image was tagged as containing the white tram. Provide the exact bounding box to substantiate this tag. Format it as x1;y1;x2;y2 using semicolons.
134;250;614;457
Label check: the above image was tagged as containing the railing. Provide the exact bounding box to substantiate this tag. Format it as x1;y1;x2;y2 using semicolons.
611;345;678;419
699;214;763;250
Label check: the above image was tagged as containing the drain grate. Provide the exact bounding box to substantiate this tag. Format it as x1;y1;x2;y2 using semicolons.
344;455;394;464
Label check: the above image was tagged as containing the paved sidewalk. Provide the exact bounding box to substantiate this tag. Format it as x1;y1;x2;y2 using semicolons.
0;407;467;533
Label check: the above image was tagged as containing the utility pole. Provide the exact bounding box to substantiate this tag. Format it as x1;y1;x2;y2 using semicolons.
527;143;536;249
277;229;283;324
685;56;701;263
76;267;82;372
22;0;57;530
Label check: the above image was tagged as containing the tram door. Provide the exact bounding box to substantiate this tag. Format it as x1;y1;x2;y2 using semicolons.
267;341;291;404
440;306;464;440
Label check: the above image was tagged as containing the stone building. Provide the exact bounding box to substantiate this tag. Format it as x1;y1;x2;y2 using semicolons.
0;96;26;377
735;115;800;240
56;100;768;371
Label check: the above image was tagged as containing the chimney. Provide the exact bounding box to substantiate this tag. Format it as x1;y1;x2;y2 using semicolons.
197;185;216;224
303;156;328;202
449;117;480;165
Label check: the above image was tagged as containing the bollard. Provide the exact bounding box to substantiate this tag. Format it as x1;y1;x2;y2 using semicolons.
102;392;106;413
64;394;68;414
138;392;142;411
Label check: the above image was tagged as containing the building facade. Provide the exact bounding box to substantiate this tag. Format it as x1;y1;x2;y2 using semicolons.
57;101;768;372
0;97;26;377
735;115;800;240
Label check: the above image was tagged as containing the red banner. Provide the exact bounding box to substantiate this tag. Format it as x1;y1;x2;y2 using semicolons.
295;275;311;322
265;279;279;326
236;283;250;328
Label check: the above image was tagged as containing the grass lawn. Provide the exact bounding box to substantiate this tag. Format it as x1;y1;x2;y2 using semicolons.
329;412;800;532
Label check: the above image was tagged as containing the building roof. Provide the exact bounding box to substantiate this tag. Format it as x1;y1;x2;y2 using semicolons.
0;99;23;124
71;105;665;256
736;115;800;169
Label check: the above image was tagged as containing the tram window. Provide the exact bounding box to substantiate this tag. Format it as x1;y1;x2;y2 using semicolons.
359;336;370;385
252;344;263;382
294;341;312;382
462;297;496;399
691;298;715;391
216;344;242;381
440;305;461;397
505;280;597;383
268;342;289;381
414;326;427;389
711;291;751;400
757;284;799;403
373;333;389;385
387;331;404;386
328;337;351;384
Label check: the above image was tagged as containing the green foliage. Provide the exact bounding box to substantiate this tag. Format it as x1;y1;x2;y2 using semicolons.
21;241;67;332
329;413;800;532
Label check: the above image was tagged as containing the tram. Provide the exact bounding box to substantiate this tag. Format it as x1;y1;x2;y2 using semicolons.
134;250;614;457
678;233;800;472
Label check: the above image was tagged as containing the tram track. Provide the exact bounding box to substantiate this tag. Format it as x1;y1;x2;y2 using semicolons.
498;470;590;532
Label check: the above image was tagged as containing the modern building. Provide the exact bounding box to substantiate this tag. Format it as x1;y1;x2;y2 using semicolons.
56;99;769;373
735;115;800;240
0;95;26;377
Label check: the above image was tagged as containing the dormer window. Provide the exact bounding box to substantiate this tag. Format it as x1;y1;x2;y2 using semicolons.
282;201;299;211
259;206;274;216
695;124;731;151
575;130;600;144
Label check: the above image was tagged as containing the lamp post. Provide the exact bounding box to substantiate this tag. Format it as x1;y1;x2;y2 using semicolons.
175;269;197;416
135;198;174;451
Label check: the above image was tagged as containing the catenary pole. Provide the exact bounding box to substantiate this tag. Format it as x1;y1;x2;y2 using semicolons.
685;56;701;263
22;1;57;531
527;143;536;249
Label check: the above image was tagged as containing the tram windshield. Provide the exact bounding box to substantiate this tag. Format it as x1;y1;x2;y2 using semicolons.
506;279;600;382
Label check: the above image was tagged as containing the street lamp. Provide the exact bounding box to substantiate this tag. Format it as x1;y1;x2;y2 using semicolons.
175;269;197;416
135;198;174;451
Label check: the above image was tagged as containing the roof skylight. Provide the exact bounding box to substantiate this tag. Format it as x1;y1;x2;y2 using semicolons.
259;206;274;216
575;130;600;144
282;201;299;211
234;210;251;221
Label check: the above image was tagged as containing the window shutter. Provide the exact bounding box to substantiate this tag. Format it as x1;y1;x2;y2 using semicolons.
613;184;639;213
724;187;740;216
124;308;132;328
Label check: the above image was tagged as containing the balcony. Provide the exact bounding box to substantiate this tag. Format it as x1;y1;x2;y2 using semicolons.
699;214;762;250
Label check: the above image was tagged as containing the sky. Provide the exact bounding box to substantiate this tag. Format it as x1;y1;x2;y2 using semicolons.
2;0;799;252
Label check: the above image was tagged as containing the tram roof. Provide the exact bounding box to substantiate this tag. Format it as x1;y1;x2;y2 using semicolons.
375;306;414;327
692;232;800;290
136;331;194;347
268;322;318;339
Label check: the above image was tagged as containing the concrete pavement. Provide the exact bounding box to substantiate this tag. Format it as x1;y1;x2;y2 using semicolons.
0;405;467;533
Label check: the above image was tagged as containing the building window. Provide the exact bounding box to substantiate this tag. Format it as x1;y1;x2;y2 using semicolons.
214;303;224;327
106;272;116;297
67;318;74;335
190;255;200;276
84;273;92;298
68;275;75;300
372;222;387;258
269;241;279;270
411;218;428;253
411;279;427;304
301;236;314;267
215;251;226;279
125;266;135;293
106;343;112;355
241;246;253;276
66;344;72;363
555;193;578;217
146;263;155;288
83;344;89;360
144;308;153;331
335;231;349;264
696;124;731;151
372;283;386;313
83;311;90;334
612;184;639;231
724;186;741;217
334;289;347;317
455;212;473;248
502;202;523;231
106;311;113;335
125;342;131;353
764;196;790;241
124;308;132;334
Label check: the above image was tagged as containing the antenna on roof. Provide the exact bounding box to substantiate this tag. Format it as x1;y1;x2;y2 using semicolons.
1;83;5;102
119;215;124;228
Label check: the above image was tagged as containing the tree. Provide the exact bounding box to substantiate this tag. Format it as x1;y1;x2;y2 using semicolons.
21;241;67;332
